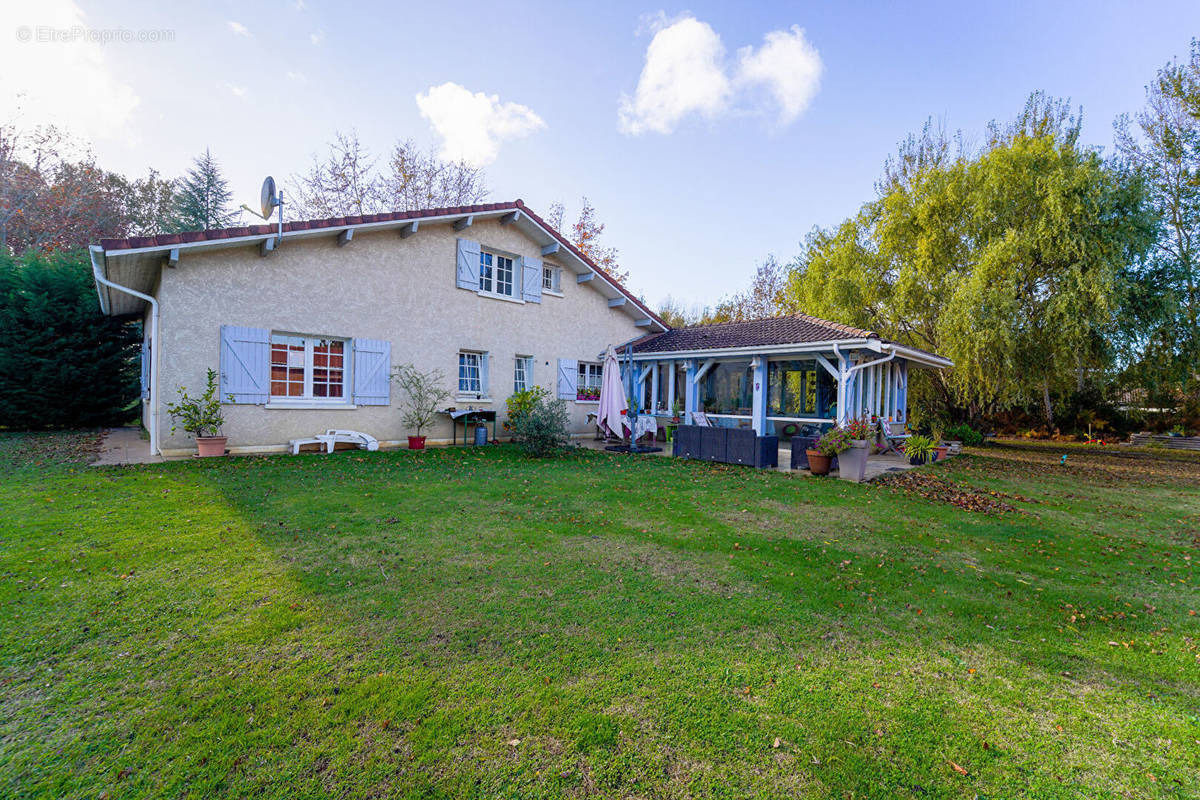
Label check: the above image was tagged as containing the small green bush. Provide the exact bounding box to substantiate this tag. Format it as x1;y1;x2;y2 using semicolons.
505;386;548;434
944;423;985;447
512;394;570;456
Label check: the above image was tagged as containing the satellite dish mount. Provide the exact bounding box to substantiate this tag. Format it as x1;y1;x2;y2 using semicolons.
260;176;283;246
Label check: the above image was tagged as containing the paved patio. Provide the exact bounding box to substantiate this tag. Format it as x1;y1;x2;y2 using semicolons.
92;427;163;465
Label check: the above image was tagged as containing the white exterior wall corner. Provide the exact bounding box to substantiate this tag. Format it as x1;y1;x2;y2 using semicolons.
153;218;643;453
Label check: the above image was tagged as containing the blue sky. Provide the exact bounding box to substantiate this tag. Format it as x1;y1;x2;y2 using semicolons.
2;1;1198;308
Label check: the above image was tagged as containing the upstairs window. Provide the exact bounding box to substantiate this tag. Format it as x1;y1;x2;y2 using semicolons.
542;264;561;293
270;334;347;401
576;362;603;401
479;250;514;297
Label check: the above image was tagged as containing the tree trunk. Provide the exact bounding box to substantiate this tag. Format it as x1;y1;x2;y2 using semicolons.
1041;380;1053;428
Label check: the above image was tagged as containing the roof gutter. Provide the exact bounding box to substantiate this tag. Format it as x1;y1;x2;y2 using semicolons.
90;246;159;456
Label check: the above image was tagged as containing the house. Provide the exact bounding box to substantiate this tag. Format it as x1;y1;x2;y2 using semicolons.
619;314;952;436
90;200;667;457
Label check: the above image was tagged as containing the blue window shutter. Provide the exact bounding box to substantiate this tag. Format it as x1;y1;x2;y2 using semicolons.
140;337;150;401
220;325;270;404
557;358;577;400
456;238;480;290
521;256;542;303
480;353;490;397
353;339;391;406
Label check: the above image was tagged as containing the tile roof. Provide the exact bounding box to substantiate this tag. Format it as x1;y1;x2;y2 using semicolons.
630;313;878;353
96;199;667;330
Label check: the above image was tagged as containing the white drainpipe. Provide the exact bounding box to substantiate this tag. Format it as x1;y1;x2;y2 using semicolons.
90;246;160;456
833;343;897;423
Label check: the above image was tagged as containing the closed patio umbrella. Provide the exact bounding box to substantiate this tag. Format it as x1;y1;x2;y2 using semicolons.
597;345;627;439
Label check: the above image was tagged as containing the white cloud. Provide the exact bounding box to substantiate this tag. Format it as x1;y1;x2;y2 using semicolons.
228;20;251;37
229;85;248;99
286;71;306;83
310;30;324;46
735;25;821;124
618;15;730;135
618;15;822;135
0;0;139;143
416;82;545;166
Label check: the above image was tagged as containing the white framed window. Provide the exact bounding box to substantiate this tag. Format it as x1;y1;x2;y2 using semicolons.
479;250;514;297
514;355;533;393
458;351;483;395
577;361;603;401
270;333;348;401
542;264;561;293
457;350;491;399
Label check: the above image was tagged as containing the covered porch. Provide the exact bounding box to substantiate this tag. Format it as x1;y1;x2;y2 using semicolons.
614;314;952;444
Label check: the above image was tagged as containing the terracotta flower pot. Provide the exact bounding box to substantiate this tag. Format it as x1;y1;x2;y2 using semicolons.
195;436;227;457
934;446;949;461
806;450;832;476
408;435;426;450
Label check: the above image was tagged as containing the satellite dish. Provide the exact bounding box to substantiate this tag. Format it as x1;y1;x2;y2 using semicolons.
260;176;279;220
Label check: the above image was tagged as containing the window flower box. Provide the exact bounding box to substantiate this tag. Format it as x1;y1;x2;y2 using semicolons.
576;387;601;402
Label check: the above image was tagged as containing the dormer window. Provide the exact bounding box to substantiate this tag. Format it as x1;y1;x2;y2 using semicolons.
542;264;562;294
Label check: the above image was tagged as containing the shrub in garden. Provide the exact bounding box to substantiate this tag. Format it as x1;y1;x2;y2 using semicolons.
512;394;570;456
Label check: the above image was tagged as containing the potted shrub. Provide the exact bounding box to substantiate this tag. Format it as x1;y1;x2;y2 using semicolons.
904;434;935;466
838;417;874;482
165;368;227;457
807;427;851;476
671;399;683;424
393;363;451;450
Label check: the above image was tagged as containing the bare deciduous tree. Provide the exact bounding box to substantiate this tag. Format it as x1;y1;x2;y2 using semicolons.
290;132;490;219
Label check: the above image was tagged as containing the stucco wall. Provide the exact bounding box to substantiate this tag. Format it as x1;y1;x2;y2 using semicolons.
153;218;647;455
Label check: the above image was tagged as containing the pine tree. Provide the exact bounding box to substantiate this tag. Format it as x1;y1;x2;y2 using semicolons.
172;148;235;231
0;249;140;428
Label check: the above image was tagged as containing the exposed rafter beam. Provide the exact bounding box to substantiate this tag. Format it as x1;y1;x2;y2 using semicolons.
691;358;716;384
577;272;594;283
540;242;560;256
453;215;473;231
337;229;354;248
815;354;840;379
259;237;275;257
634;319;653;327
165;247;179;268
607;297;626;307
399;221;419;239
499;211;520;225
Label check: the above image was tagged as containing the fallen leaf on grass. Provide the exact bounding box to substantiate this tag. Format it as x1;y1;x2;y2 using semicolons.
949;761;968;776
508;739;521;747
773;737;781;748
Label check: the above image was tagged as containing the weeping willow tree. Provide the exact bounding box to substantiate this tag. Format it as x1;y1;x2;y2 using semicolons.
787;94;1154;426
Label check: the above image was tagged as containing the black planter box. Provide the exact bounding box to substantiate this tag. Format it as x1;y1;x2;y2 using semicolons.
672;425;700;459
672;425;777;469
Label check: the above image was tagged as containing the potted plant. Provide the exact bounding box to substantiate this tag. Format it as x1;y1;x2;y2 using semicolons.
393;363;451;450
904;434;935;466
807;426;851;476
165;368;227;457
931;425;949;462
671;399;683;424
839;417;874;482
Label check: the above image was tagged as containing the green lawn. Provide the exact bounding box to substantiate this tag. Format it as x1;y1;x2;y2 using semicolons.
1;434;1197;799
